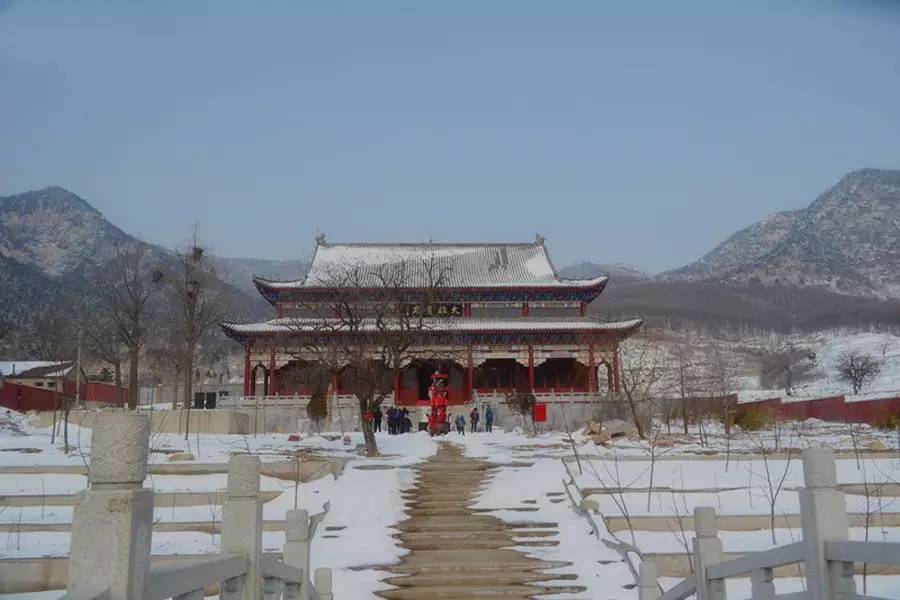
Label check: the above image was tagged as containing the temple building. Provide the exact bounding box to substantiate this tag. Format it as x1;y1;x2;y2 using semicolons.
221;236;642;406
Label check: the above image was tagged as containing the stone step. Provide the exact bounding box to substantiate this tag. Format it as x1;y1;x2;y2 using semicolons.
383;571;578;588
396;530;557;542
399;538;559;550
378;584;587;599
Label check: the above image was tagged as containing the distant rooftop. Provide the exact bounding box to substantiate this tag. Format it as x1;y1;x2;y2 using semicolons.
0;361;74;379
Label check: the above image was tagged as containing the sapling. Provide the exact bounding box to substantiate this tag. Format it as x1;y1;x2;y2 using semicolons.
748;430;796;544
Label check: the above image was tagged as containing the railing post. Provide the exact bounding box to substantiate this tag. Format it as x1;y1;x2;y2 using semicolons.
693;506;726;600
314;568;333;600
750;567;775;599
263;576;284;600
222;455;263;600
285;509;311;600
799;448;856;599
68;411;152;600
638;561;660;600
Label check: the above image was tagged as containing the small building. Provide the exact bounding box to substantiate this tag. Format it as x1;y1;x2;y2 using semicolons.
0;361;81;392
221;236;642;406
0;361;127;412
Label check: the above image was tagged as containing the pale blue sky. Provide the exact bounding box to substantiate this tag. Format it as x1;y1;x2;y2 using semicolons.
2;1;899;272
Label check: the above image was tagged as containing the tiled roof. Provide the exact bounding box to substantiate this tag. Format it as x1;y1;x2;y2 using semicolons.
221;317;643;335
0;361;74;378
255;240;607;290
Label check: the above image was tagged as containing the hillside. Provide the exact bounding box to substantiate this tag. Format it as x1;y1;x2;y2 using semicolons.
665;169;900;298
213;256;308;294
0;187;272;357
558;261;649;283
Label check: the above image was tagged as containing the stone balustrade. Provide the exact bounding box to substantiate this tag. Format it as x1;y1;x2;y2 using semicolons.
640;448;900;600
58;410;334;600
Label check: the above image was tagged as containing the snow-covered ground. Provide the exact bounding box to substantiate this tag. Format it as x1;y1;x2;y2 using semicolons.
3;407;900;598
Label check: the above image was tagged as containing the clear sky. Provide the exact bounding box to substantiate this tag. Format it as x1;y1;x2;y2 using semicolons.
1;1;899;272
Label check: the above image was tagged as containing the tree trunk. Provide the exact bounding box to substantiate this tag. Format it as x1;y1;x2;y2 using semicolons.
114;362;123;406
624;391;646;439
128;344;140;409
172;364;181;410
362;420;377;457
359;397;378;457
63;397;70;453
681;395;689;434
183;348;194;441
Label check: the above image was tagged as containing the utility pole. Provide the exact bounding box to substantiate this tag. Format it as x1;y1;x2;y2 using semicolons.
75;328;82;411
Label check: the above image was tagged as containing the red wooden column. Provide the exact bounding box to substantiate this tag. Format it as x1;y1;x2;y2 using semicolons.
522;302;530;317
242;349;252;396
612;343;621;393
331;372;339;396
579;302;586;317
467;348;475;402
527;346;535;391
268;350;278;396
588;345;596;392
276;303;284;318
464;303;472;318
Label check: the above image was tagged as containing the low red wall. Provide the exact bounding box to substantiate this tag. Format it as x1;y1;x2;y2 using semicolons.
0;382;61;412
62;381;126;406
742;394;900;426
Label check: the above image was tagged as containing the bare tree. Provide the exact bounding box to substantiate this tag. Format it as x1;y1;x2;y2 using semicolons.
617;337;664;440
173;234;226;440
704;344;737;470
82;310;126;404
836;351;882;395
671;342;698;435
759;338;810;397
146;322;184;409
507;379;538;436
92;246;163;408
747;431;796;544
290;256;450;457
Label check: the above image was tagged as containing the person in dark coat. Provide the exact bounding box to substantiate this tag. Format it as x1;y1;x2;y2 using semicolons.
401;408;411;433
455;413;466;435
469;407;480;433
387;407;397;435
373;406;383;432
485;405;494;432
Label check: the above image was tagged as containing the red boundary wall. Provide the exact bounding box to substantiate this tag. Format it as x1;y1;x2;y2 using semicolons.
1;381;126;412
741;394;900;426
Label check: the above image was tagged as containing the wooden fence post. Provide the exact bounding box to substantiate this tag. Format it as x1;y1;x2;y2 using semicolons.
68;411;152;600
693;506;726;600
222;455;262;600
799;447;856;599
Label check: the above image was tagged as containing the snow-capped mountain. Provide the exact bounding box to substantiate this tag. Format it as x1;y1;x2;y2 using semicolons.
665;169;900;298
0;187;279;354
558;261;650;283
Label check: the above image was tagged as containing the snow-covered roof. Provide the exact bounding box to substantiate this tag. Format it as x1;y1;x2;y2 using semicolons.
222;317;643;335
256;239;607;290
0;361;74;378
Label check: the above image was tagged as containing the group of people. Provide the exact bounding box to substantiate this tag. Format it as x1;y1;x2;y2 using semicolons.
371;406;413;434
370;404;496;435
452;405;494;435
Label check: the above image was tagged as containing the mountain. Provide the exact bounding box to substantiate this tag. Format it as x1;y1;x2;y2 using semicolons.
0;186;136;277
0;186;277;356
665;169;900;298
213;257;309;294
559;261;650;283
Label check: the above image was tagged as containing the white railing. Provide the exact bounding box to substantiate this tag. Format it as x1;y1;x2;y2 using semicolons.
58;411;335;600
641;448;879;600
